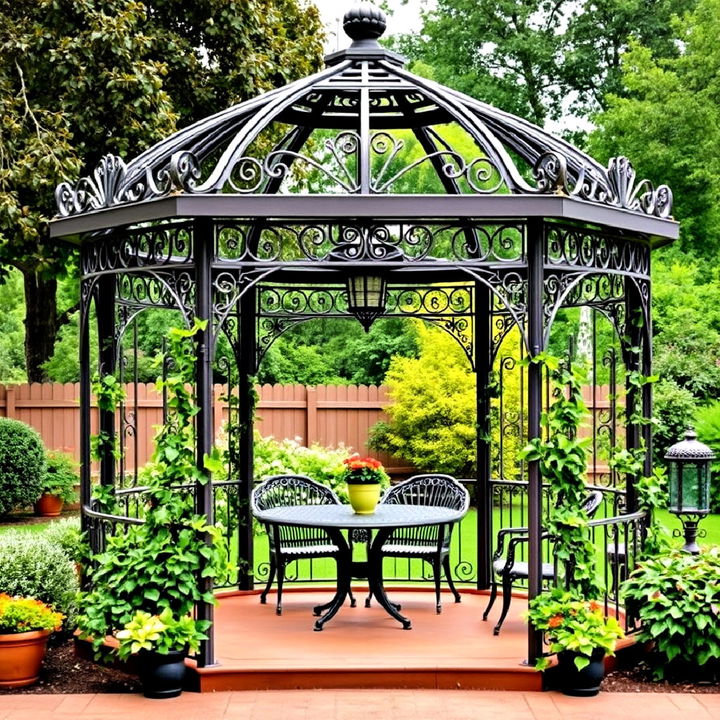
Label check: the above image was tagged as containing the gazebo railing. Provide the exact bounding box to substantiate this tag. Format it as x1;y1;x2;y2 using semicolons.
84;476;647;629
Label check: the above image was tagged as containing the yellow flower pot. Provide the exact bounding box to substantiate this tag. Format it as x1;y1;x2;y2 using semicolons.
347;483;381;514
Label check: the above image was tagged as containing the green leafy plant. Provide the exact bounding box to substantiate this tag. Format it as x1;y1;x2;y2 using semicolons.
621;547;720;678
40;450;78;503
694;400;720;512
518;357;600;597
78;320;232;657
340;454;390;486
41;517;86;565
0;594;64;634
0;418;46;515
525;589;624;670
115;608;208;660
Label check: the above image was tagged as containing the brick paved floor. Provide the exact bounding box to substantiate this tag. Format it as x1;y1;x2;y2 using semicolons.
0;690;718;720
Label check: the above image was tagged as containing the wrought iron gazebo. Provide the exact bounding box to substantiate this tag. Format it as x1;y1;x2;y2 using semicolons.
50;2;677;668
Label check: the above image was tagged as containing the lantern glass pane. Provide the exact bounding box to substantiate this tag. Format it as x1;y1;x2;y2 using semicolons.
669;463;679;511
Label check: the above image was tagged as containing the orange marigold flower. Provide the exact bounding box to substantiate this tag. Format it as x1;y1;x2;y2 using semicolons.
547;615;563;629
588;601;601;612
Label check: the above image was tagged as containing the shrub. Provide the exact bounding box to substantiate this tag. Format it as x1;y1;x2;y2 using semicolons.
0;533;79;632
621;547;720;678
0;418;46;515
254;433;349;497
694;401;720;512
42;517;86;564
653;379;697;466
41;450;79;504
369;323;477;476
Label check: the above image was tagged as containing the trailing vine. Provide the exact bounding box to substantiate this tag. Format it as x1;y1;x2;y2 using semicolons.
90;373;126;515
610;367;669;557
518;354;601;597
78;319;232;656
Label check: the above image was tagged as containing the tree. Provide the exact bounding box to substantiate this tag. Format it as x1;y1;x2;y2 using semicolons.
588;0;720;253
394;0;690;127
0;0;323;381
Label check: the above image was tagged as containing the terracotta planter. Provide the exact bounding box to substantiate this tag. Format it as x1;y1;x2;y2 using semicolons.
34;493;64;517
0;629;51;688
347;483;381;514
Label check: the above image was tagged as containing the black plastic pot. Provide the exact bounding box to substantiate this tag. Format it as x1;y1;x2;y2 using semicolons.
557;648;606;697
137;649;186;699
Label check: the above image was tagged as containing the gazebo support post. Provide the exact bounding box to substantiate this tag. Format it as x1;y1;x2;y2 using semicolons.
78;276;93;539
623;281;648;514
475;282;493;590
97;275;117;492
194;219;216;667
237;283;257;590
526;219;545;665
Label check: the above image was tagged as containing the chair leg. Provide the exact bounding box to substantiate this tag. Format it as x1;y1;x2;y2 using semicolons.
365;589;373;608
482;580;498;621
260;556;276;605
348;587;357;608
493;577;513;635
276;561;285;616
433;558;442;613
442;555;461;603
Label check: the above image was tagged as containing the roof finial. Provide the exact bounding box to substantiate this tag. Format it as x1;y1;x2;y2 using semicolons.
343;2;387;43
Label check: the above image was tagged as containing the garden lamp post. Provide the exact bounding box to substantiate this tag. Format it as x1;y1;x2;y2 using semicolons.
665;429;714;554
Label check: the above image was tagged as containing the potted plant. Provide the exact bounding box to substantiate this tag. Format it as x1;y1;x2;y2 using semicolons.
525;588;624;696
77;322;232;698
34;450;78;517
0;594;63;688
116;608;208;698
341;454;389;514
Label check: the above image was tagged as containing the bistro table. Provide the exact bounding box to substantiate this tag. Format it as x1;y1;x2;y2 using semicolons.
253;503;467;631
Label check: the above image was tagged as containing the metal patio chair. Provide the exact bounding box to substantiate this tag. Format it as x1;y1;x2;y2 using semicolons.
482;490;604;635
368;473;470;613
251;474;355;615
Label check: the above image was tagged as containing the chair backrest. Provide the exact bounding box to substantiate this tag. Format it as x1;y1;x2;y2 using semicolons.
251;475;341;552
380;474;469;550
381;474;470;513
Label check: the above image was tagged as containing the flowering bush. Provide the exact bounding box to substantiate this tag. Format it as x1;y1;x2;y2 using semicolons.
0;594;63;634
340;454;390;485
525;588;624;670
116;608;209;660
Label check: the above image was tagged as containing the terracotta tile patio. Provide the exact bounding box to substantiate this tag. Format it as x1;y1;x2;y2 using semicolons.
1;690;718;720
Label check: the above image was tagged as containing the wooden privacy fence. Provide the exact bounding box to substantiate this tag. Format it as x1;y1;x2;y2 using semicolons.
0;383;616;479
0;383;409;474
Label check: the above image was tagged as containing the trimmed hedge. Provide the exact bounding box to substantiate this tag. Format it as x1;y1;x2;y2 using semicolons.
0;418;46;515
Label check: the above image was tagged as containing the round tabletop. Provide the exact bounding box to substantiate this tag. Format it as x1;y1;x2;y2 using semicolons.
254;503;466;529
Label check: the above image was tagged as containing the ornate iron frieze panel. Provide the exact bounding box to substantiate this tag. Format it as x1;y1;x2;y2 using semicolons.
254;283;475;369
216;221;525;265
546;224;650;277
82;222;194;276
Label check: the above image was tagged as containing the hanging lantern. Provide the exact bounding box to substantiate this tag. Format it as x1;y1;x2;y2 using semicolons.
665;429;714;553
345;273;388;331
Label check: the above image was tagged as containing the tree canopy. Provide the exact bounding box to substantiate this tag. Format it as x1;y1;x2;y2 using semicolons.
394;0;691;127
0;0;323;380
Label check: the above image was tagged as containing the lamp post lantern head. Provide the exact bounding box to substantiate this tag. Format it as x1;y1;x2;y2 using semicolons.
665;428;714;553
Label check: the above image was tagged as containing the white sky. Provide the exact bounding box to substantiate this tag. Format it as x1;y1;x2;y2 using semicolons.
311;1;433;52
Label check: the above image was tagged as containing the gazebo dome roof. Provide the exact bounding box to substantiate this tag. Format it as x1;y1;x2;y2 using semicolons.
54;2;673;232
